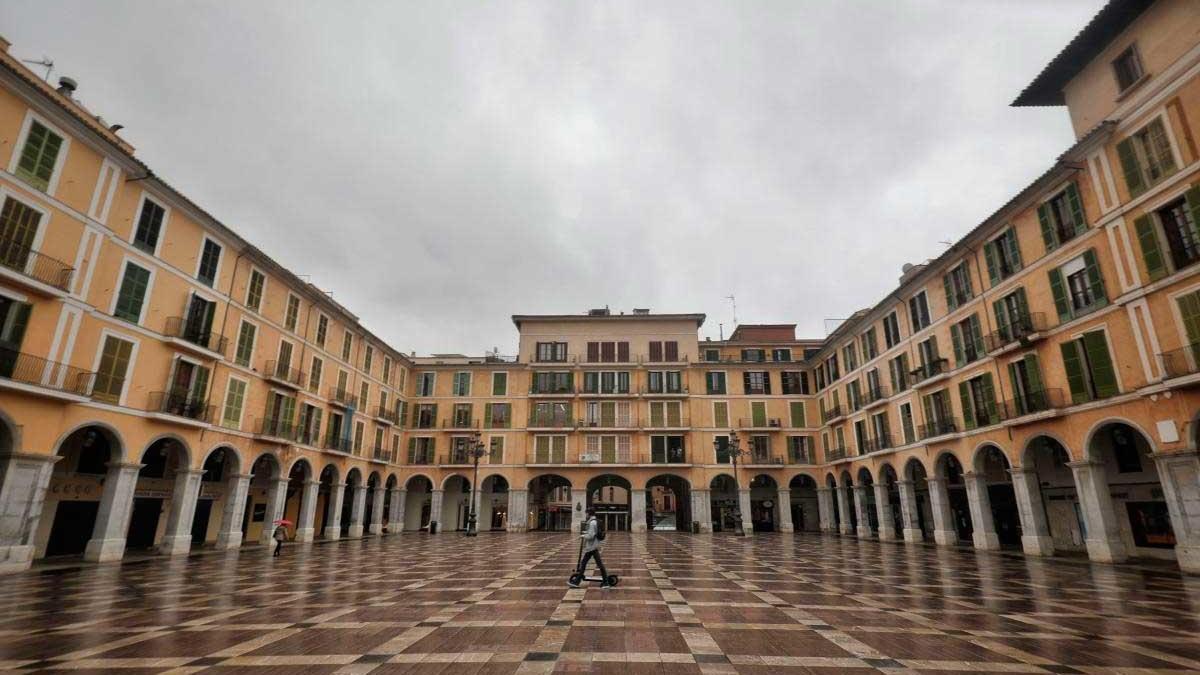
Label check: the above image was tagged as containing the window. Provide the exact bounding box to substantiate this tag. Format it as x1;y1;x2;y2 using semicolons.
93;334;134;404
713;401;729;428
984;228;1022;285
592;400;634;427
772;348;792;362
950;314;984;367
743;371;769;395
703;348;720;362
854;421;868;455
943;262;973;311
489;436;505;463
408;437;435;464
132;196;166;255
113;261;151;324
353;420;365;454
899;403;915;445
781;371;807;395
363;345;374;373
921;389;955;437
825;354;840;381
1050;249;1107;322
586;341;629;363
285;294;300;332
705;371;726;395
870;412;891;450
535;341;567;362
741;348;766;362
197;238;221;287
1038;182;1088;252
316;314;328;348
221;378;247;429
414;403;438;428
452;371;471;396
860;328;877;362
359;381;369;409
341;332;353;361
888;353;910;393
234;320;256;367
847;381;861;411
533;371;573;394
383;357;392;384
842;343;857;372
909;291;931;332
789;400;806;428
649;341;679;362
308;357;322;392
15;119;64;192
452;403;473;427
0;197;43;276
1112;44;1144;93
959;374;998;430
1007;354;1047;415
883;311;901;348
583;370;630;394
1118;117;1177;198
650;435;685;463
492;371;507;395
993;288;1033;343
485;402;511;428
714;435;731;463
1135;189;1200;281
336;370;349;397
787;436;811;462
534;435;567;463
418;372;436;396
246;269;265;312
1061;330;1119;403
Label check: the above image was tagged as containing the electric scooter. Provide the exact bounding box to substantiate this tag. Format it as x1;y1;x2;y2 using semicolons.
568;535;619;587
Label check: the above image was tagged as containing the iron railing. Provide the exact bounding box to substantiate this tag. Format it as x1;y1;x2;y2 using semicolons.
1002;388;1066;419
738;417;783;429
329;387;358;409
528;412;575;428
787;448;815;465
1161;344;1200;379
529;382;575;395
0;238;73;291
826;446;848;461
163;317;228;355
264;360;304;388
910;358;950;385
0;348;94;395
373;406;398;424
822;404;844;423
863;383;890;406
641;385;689;395
323;434;351;453
147;390;212;422
984;312;1049;352
256;417;296;441
443;417;479;429
860;435;893;454
406;449;435;465
919;418;958;440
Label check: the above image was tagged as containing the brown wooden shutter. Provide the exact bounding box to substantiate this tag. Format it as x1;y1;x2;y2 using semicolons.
587;342;599;363
617;341;629;362
649;341;662;362
665;341;678;361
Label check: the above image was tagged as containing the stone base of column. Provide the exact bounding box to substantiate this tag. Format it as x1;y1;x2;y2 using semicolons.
778;522;794;533
1020;534;1054;556
902;528;923;543
83;537;126;562
295;527;315;543
215;531;242;550
1176;544;1200;574
972;531;1001;551
348;525;364;539
507;525;527;533
699;522;712;533
368;524;383;536
741;520;754;535
631;523;647;533
1085;537;1128;564
933;529;958;547
856;525;872;539
0;545;34;574
323;527;341;541
878;526;897;542
158;534;193;556
838;524;854;535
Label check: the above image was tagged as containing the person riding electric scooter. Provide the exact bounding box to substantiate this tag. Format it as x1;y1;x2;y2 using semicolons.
569;508;618;589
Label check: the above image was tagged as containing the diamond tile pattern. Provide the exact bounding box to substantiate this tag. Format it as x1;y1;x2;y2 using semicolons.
2;532;1199;673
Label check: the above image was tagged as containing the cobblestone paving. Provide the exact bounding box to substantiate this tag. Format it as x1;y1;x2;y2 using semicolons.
2;533;1200;673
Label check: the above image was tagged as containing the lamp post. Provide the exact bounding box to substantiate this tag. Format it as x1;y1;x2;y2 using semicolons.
715;431;747;536
465;430;489;537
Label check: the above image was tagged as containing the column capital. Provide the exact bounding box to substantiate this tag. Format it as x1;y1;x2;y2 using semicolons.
176;469;205;477
231;473;254;480
271;477;291;486
1009;467;1037;476
1066;459;1102;469
895;479;913;487
0;452;61;464
304;479;321;488
1150;448;1200;461
331;481;347;489
110;462;145;471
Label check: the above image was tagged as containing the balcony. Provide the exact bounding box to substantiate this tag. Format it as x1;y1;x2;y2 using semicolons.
787;448;815;465
1161;344;1200;380
265;360;305;389
294;425;321;447
580;448;633;464
745;451;783;466
255;417;296;443
147;391;212;427
640;385;689;397
860;435;893;455
406;450;435;465
649;449;687;464
822;404;844;424
0;348;95;400
372;446;393;463
529;383;575;396
528;413;576;429
862;384;890;409
580;416;641;430
163;317;227;359
441;449;483;466
738;417;783;430
643;413;689;430
918;418;958;441
328;387;358;409
580;386;634;397
443;417;480;430
984;312;1049;354
528;449;570;465
910;358;950;387
0;239;74;295
1002;388;1066;423
826;446;848;461
372;406;398;425
323;435;352;454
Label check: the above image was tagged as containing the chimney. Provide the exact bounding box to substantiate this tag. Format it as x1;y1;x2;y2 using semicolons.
56;76;77;98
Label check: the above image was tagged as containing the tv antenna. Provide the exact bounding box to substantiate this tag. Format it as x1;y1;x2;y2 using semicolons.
725;294;737;326
21;57;53;82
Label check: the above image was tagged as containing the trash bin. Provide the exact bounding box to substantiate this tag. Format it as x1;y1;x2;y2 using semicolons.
692;521;700;534
429;520;438;535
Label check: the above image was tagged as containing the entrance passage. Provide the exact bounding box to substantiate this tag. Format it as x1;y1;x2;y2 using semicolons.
44;501;99;557
587;474;631;532
648;474;690;531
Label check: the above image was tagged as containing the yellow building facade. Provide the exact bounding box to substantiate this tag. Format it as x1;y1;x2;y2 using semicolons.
0;0;1199;575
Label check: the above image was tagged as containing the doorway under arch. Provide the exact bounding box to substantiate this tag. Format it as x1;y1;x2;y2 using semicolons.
528;474;572;531
587;474;631;532
647;474;691;531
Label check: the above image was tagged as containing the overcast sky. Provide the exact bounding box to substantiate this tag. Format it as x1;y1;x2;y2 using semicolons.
2;1;1103;355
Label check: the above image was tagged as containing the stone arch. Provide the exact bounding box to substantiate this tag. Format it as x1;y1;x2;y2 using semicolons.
748;473;779;532
587;474;631;532
52;421;124;465
404;473;434;490
855;466;874;485
41;423;128;561
249;452;282;480
385;474;399;490
345;467;364;487
286;456;314;480
0;405;22;455
140;433;192;469
1082;417;1159;463
647;473;691;531
824;472;838;488
1019;432;1072;469
788;473;820;532
202;444;243;477
441;472;470;491
403;474;434;531
528;474;572;531
903;457;928;481
708;473;739;533
478;473;509;532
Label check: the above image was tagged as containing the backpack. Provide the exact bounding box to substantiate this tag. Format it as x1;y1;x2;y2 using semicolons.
595;518;606;541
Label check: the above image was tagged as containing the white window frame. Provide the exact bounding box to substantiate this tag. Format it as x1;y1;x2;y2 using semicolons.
8;110;71;196
341;330;354;361
419;371;436;396
245;266;267;312
0;187;50;258
711;400;730;429
90;328;140;406
909;290;931;332
491;370;507;396
194;234;225;286
129;190;170;257
109;255;156;326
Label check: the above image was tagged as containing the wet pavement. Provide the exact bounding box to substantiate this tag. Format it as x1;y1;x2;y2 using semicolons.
2;532;1200;673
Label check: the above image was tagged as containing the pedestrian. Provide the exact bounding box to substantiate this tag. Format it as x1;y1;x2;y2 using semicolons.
272;523;287;557
571;507;613;589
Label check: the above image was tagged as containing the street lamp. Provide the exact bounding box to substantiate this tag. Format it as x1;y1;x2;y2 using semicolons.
714;430;747;536
465;430;489;537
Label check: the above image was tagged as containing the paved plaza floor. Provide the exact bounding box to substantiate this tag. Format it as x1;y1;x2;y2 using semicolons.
3;533;1200;674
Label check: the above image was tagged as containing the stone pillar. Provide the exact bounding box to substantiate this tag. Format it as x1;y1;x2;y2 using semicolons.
964;472;1000;551
216;473;252;549
738;488;754;534
896;480;922;543
852;486;872;539
369;487;386;535
570;489;585;533
1152;452;1200;574
259;478;289;546
691;488;711;533
631;488;647;533
873;483;896;541
836;486;854;535
1069;460;1128;564
429;489;444;533
507;489;528;532
322;482;346;540
817;488;834;532
926;477;958;547
0;453;58;573
388;488;405;534
159;469;204;556
348;483;367;538
1010;468;1053;556
82;462;142;562
295;480;320;542
777;489;794;533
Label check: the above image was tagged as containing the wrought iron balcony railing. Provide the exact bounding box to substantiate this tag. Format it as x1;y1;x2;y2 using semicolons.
0;238;73;291
147;390;212;422
0;348;94;396
163;317;228;355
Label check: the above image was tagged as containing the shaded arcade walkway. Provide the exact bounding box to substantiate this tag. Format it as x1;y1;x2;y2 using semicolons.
2;533;1200;673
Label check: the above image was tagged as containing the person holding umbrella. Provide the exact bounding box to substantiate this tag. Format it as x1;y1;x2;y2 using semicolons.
272;519;292;557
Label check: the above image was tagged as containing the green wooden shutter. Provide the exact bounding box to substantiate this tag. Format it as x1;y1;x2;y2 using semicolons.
943;273;957;311
993;298;1010;340
1132;214;1166;281
430;403;438;427
1060;340;1089;403
1065;182;1087;236
980;373;998;423
1014;288;1031;326
1117;137;1146;197
1185;185;1200;246
956;382;974;430
984;241;1000;286
407;437;416;462
1006;361;1019;409
1037;202;1058;252
1082;249;1108;309
1048;267;1071;322
1005;229;1023;271
1024;353;1044;394
1083;331;1118;398
950;323;964;367
969;315;985;358
790;400;805;427
484;403;493;428
921;395;933;429
1149;119;1177;176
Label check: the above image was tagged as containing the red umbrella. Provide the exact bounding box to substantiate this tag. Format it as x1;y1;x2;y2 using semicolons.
273;519;293;526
